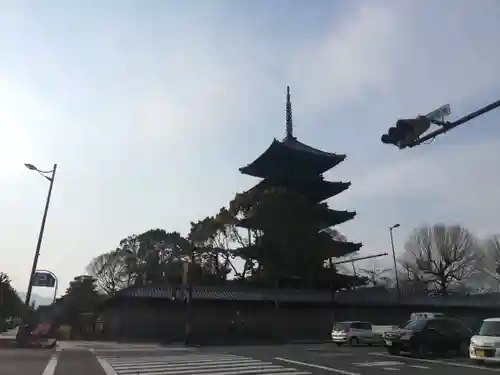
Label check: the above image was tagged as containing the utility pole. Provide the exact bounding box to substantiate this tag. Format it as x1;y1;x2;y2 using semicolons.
17;164;57;343
184;248;195;346
389;224;401;301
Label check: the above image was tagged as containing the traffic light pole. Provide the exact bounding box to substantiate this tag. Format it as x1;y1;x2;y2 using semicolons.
408;99;500;147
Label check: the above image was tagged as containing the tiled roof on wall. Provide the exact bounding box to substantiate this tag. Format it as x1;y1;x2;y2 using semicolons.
117;284;333;303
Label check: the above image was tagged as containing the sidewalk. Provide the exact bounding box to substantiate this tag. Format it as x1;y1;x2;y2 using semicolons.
0;327;18;337
57;340;186;351
0;328;19;348
0;327;56;349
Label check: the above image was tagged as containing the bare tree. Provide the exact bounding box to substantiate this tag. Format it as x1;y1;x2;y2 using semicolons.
86;251;129;294
470;235;500;292
398;263;429;295
479;235;500;274
399;224;479;295
359;264;392;287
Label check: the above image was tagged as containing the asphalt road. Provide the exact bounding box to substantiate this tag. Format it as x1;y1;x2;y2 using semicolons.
4;343;500;375
195;344;500;374
0;348;54;375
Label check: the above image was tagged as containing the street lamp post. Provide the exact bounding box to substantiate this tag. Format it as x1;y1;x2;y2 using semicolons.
184;248;195;346
389;224;401;301
17;163;57;342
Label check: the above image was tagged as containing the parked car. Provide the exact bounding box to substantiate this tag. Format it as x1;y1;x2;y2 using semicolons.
469;317;500;364
331;321;382;346
382;317;471;357
410;312;444;320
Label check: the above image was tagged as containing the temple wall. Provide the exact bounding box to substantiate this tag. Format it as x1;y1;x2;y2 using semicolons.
96;298;494;343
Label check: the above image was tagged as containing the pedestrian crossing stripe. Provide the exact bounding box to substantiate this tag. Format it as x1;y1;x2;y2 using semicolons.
98;353;311;375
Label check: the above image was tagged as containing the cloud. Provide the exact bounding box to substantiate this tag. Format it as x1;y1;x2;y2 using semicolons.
285;0;500;269
291;0;500;115
3;0;500;291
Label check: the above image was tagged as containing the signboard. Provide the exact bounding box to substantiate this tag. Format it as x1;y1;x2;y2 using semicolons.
425;104;451;123
33;271;56;288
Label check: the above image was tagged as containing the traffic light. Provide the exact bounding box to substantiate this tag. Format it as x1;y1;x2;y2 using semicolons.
381;116;431;148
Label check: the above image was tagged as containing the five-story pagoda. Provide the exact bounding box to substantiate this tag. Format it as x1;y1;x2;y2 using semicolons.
236;86;363;290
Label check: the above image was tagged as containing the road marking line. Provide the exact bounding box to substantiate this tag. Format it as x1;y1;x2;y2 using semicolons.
354;361;404;367
104;354;240;363
42;355;59;375
97;356;118;375
383;368;400;371
275;357;360;375
410;365;431;369
370;352;500;371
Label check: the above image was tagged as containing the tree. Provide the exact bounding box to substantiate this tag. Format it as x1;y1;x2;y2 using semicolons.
0;273;22;321
399;224;479;295
116;229;189;286
189;216;232;282
227;188;364;290
86;251;130;294
63;275;100;309
101;228;231;288
56;275;103;337
469;234;500;292
479;235;500;274
359;264;392;287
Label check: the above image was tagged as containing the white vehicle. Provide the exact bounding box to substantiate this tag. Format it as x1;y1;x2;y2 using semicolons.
470;318;500;364
410;312;444;320
331;321;382;346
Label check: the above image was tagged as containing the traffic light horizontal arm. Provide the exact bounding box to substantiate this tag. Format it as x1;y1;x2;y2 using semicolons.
407;99;500;147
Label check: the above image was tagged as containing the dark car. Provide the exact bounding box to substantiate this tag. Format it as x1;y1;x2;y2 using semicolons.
383;317;472;357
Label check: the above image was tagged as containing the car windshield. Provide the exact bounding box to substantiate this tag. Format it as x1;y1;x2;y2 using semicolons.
479;321;500;337
399;320;411;328
403;319;428;331
333;323;349;331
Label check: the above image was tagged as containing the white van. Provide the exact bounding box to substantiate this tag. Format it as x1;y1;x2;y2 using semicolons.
469;318;500;364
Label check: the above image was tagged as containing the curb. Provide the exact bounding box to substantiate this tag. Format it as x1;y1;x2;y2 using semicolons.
0;338;57;350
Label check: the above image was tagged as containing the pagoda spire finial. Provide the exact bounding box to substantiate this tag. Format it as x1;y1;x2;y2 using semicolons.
285;85;293;139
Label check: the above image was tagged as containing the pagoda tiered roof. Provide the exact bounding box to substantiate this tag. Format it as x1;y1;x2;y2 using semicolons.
238;208;356;230
249;177;351;203
239;137;346;179
237;239;362;259
235;86;363;288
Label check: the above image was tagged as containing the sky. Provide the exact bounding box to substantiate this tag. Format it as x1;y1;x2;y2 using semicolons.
1;0;500;299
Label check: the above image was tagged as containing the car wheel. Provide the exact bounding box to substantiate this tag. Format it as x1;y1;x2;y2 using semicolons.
349;337;359;346
388;347;400;355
